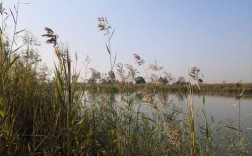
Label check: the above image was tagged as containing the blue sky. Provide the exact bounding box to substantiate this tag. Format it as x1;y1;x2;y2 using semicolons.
3;0;252;83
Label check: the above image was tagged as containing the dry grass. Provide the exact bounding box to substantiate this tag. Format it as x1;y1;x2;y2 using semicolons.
0;3;251;155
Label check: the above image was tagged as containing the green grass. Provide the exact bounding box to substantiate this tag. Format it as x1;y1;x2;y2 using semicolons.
0;3;251;155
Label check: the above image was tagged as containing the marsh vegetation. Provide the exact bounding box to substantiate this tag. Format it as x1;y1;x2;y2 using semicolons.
0;2;251;155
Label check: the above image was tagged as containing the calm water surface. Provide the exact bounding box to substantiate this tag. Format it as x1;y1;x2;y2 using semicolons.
83;92;252;146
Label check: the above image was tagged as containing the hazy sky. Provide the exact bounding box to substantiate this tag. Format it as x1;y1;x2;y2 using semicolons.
3;0;252;83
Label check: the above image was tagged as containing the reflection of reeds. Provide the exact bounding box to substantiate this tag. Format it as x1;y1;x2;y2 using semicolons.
223;87;251;155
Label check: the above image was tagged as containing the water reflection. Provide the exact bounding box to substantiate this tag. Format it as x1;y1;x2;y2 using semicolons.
82;91;252;151
83;91;252;129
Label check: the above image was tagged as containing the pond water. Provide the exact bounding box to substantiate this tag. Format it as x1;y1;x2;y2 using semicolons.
164;95;252;127
176;95;252;144
83;91;252;151
142;94;252;141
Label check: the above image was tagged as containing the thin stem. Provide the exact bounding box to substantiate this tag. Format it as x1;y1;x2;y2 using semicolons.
188;77;196;156
107;29;113;71
10;0;20;54
238;97;241;143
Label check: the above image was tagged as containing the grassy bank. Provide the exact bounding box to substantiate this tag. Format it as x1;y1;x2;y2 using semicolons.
77;83;252;98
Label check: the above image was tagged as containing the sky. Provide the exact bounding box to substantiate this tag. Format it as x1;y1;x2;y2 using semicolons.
3;0;252;83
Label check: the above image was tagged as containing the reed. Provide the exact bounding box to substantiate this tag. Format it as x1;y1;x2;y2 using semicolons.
0;2;251;155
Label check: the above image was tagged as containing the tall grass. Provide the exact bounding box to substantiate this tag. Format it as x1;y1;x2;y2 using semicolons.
0;2;251;155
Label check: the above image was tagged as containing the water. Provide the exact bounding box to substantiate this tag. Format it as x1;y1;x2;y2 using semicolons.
187;95;252;153
193;95;252;128
166;95;252;128
83;91;252;152
83;91;252;130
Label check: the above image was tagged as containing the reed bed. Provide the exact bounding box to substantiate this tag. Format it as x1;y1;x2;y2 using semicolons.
0;2;251;155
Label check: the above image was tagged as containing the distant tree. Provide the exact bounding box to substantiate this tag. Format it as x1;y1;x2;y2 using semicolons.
100;78;107;84
178;76;186;83
158;77;168;84
135;76;146;84
108;70;115;81
126;64;138;83
175;76;186;84
236;80;242;87
88;68;101;84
